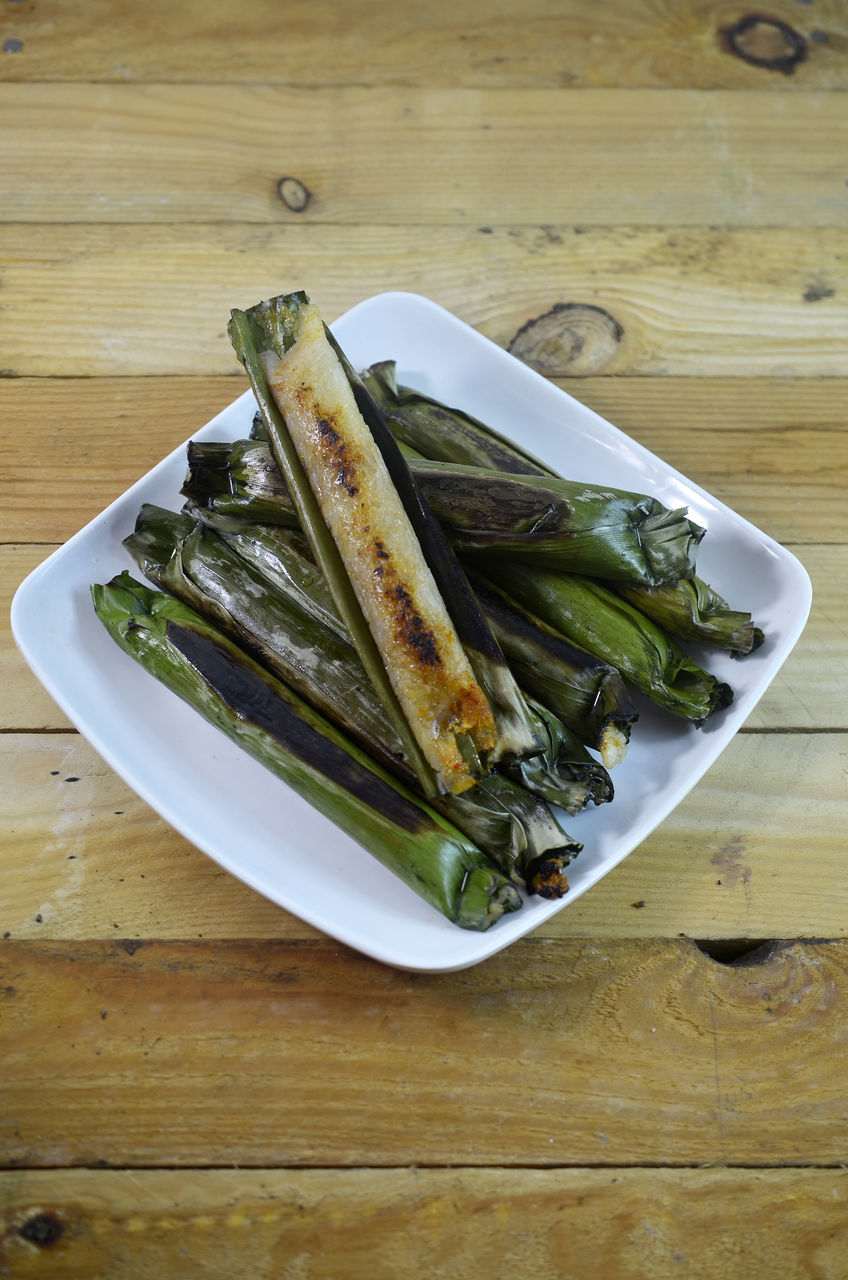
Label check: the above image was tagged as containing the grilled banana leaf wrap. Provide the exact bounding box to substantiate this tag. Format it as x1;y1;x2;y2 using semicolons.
230;293;542;797
411;459;704;586
91;572;522;930
515;698;615;814
610;577;765;657
359;359;763;654
360;358;556;477
183;438;703;587
490;564;734;726
468;574;638;768
125;505;581;895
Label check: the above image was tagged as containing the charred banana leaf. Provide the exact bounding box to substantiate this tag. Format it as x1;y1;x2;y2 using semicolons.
492;564;734;726
182;439;299;526
124;506;580;891
360;359;555;477
125;504;401;767
612;576;765;657
469;574;637;767
411;459;704;586
507;699;615;815
91;573;521;930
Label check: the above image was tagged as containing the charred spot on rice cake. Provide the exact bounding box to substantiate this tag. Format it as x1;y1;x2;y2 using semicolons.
391;583;442;668
314;413;359;497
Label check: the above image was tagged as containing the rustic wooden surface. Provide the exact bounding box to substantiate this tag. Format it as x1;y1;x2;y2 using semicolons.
2;2;847;1276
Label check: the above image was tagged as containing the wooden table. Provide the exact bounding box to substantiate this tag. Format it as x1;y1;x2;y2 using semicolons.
2;3;847;1274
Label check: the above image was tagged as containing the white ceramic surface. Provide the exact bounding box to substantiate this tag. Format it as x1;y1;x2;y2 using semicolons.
11;292;813;971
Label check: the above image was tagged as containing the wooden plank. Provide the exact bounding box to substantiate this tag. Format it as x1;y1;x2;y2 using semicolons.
568;376;848;545
3;86;846;227
0;377;237;543
3;375;845;545
0;731;844;943
1;937;846;1167
1;224;845;378
2;1167;848;1279
0;0;845;88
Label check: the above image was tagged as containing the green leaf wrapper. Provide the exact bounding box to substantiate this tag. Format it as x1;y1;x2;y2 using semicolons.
91;573;522;930
124;506;581;892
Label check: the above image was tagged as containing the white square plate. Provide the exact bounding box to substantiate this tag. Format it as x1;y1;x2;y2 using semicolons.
11;292;812;971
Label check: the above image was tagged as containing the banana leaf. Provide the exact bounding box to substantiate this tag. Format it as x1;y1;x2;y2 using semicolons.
612;576;765;657
411;459;704;585
182;439;299;526
184;438;703;586
509;699;615;814
124;505;581;892
360;359;555;476
91;572;521;930
491;564;734;726
468;574;638;767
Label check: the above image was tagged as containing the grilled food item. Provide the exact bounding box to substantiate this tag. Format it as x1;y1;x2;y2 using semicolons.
611;576;765;657
124;504;582;893
360;358;553;476
491;564;734;727
260;301;496;790
91;573;522;930
229;292;539;795
469;573;638;767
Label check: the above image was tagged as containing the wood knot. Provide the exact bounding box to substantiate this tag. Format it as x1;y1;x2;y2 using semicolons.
508;302;624;377
117;937;145;955
19;1213;64;1248
277;176;312;213
719;14;808;74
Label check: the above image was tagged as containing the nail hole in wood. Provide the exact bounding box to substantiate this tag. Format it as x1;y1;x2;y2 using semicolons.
694;938;778;967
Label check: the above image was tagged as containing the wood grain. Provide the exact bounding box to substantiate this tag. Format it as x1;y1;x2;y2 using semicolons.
1;0;845;88
2;937;846;1167
0;731;843;943
0;378;236;544
1;224;845;378
3;86;846;227
3;0;847;1252
2;1167;848;1279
